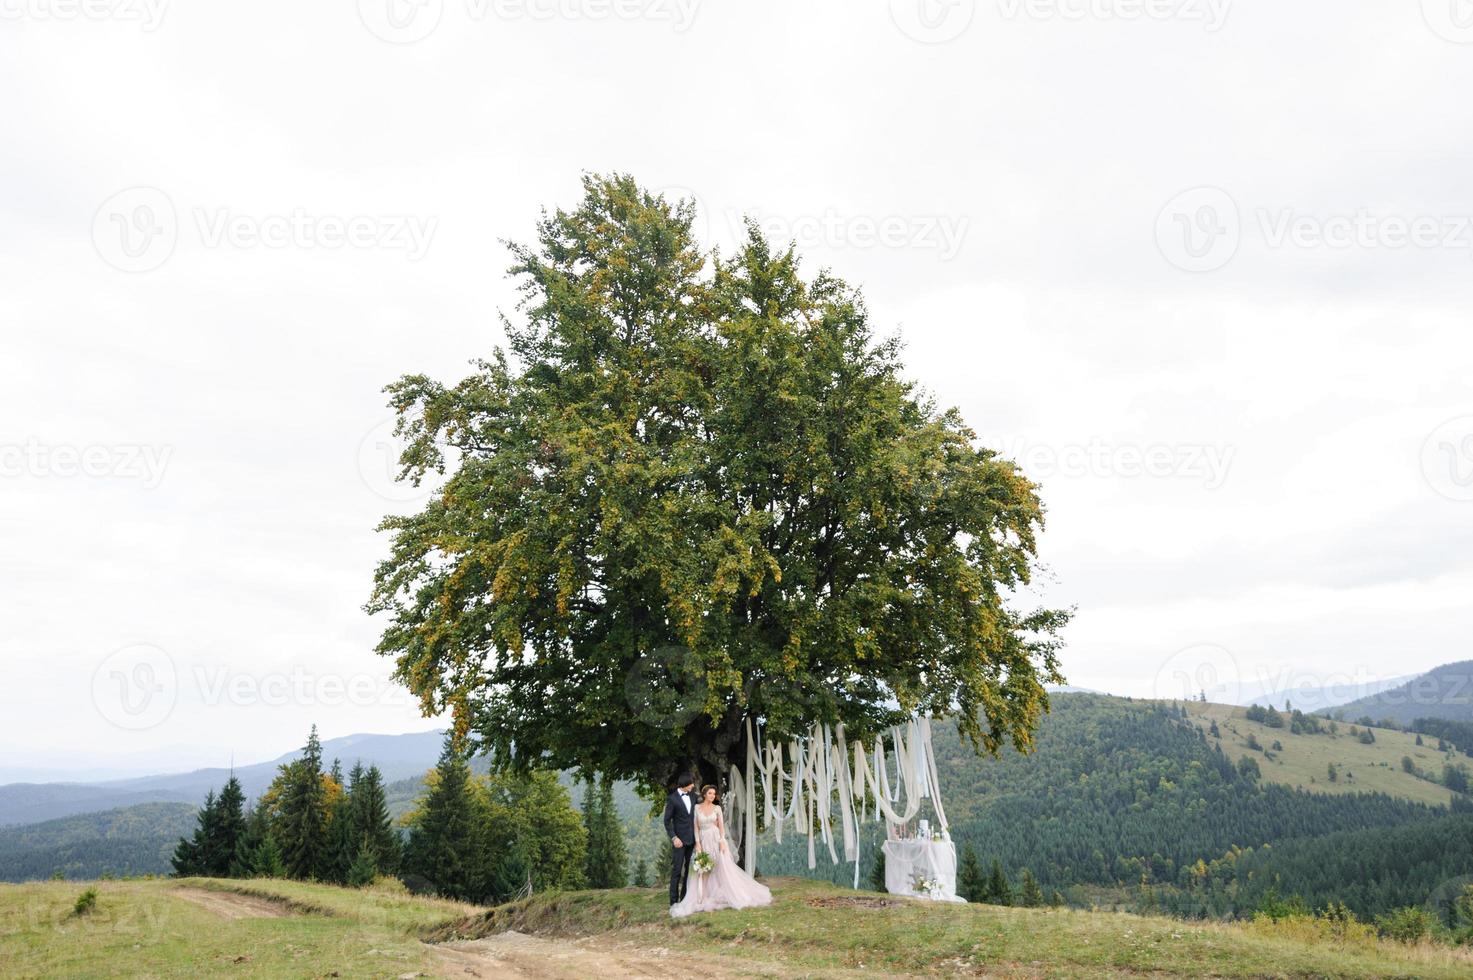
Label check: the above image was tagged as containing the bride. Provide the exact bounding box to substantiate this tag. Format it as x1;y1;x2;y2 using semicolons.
669;785;772;917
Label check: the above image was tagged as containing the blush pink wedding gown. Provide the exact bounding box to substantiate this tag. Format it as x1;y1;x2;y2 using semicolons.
669;803;772;917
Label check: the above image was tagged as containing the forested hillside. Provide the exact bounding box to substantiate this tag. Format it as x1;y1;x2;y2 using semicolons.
0;803;195;881
7;694;1468;919
1334;661;1473;727
761;695;1456;918
1155;805;1473;920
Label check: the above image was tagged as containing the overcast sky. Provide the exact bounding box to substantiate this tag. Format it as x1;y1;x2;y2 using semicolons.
3;1;1472;779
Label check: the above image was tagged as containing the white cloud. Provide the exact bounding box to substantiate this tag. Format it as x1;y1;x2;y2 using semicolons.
3;1;1473;771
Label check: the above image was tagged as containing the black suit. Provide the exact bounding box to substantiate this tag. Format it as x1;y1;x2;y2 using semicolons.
663;787;697;904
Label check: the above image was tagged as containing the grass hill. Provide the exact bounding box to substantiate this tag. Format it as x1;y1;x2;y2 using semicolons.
3;875;1471;978
1186;700;1455;806
1332;660;1473;727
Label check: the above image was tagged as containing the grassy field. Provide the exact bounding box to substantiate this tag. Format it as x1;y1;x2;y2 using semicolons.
1185;701;1456;807
4;875;1473;978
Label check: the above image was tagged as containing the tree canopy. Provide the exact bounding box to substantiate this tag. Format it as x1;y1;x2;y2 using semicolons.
367;173;1067;792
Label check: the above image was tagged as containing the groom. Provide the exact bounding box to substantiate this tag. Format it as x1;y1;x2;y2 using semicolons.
663;772;697;905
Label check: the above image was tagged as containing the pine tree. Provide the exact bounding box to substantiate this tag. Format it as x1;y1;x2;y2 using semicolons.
986;860;1012;906
404;735;480;901
347;835;380;888
580;778;598;883
350;764;399;874
250;834;287;878
869;848;887;892
584;777;627;888
326;787;356;885
231;805;267;878
170;790;210;877
210;776;247;876
1020;868;1044;907
632;858;650;888
957;844;985;903
277;726;329;880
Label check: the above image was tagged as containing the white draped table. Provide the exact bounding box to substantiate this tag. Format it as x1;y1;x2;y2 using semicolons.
882;838;967;902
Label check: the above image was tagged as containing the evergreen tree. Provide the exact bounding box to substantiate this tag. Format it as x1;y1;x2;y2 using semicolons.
211;776;248;876
986;860;1012;906
1019;868;1044;907
403;735;480;901
169;790;210;877
277;726;329;880
325;786;356;885
170;778;247;878
350;764;399;874
584;776;627;888
231;804;267;878
250;834;287;878
869;848;887;892
633;858;649;888
347;835;380;888
957;844;985;903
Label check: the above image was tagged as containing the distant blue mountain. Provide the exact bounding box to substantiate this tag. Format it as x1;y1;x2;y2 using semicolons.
0;729;446;826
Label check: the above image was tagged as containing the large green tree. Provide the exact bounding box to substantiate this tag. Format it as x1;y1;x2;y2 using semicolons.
367;173;1067;795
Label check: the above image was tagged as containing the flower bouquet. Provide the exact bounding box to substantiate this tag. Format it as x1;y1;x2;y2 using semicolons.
911;873;944;899
693;851;716;876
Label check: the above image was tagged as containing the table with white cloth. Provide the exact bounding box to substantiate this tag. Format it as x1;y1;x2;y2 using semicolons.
882;838;967;902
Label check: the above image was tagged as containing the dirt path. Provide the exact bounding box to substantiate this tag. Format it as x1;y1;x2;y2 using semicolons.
426;930;867;979
169;887;289;920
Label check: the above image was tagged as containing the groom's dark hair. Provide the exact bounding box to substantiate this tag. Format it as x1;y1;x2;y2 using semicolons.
676;771;694;788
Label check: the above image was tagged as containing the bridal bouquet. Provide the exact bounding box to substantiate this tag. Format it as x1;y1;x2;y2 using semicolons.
693;852;716;876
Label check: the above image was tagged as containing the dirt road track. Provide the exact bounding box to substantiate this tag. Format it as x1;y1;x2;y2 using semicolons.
169;888;289;920
427;930;864;979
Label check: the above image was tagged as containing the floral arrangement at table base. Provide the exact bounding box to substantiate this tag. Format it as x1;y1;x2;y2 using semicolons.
911;873;944;900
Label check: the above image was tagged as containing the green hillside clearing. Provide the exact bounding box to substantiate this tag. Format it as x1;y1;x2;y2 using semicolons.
1185;702;1455;807
3;875;1473;978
